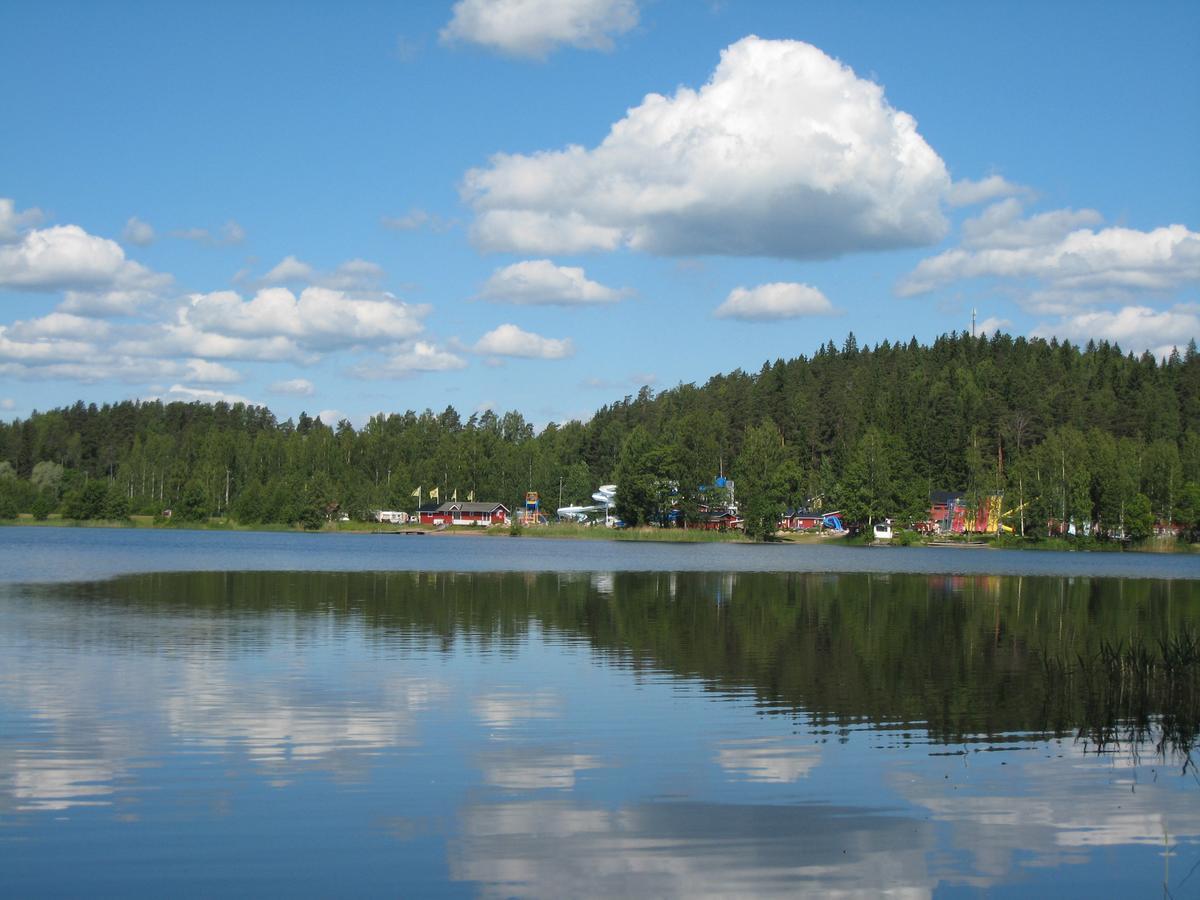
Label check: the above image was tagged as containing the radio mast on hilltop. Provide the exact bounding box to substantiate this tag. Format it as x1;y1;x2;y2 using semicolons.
971;308;977;338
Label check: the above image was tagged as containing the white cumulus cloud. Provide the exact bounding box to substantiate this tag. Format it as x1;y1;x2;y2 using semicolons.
714;282;836;320
479;259;629;305
1032;304;1200;359
463;36;950;258
959;198;1104;250
181;286;428;354
474;323;574;359
441;0;638;59
899;203;1200;313
0;313;245;385
0;224;168;294
0;198;45;242
354;341;470;378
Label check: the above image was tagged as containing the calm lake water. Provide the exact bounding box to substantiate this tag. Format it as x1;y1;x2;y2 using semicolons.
1;527;1199;897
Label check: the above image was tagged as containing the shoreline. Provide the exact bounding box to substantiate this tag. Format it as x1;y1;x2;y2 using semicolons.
2;515;1195;554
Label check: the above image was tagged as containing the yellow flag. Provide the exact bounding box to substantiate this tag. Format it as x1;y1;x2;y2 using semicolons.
429;487;439;501
467;490;475;502
411;486;421;498
452;488;458;502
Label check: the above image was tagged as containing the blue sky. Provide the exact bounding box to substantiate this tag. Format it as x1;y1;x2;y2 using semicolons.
2;0;1197;427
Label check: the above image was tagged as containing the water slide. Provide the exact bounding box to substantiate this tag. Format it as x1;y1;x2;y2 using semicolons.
557;485;616;523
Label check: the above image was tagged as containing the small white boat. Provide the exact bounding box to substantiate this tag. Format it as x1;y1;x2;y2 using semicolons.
872;522;893;542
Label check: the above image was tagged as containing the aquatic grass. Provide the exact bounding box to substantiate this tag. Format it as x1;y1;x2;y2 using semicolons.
1042;627;1200;767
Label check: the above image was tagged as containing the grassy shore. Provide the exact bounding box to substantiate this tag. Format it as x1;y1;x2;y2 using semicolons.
1;513;1195;552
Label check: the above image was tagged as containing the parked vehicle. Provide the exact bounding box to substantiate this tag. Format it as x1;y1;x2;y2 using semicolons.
872;522;893;542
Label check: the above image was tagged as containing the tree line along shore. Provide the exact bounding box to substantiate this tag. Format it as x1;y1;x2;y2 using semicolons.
1;331;1198;547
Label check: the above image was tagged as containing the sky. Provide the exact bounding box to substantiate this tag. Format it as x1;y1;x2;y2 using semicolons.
1;0;1198;428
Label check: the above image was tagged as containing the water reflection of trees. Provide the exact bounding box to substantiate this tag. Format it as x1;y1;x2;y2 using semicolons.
28;570;1200;758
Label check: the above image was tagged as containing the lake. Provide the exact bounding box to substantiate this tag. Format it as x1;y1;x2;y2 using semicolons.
1;527;1198;897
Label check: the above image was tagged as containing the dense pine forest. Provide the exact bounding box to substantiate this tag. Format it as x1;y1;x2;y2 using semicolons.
1;331;1198;541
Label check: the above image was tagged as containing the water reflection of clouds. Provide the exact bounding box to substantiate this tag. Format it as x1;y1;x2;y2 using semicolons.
480;749;605;791
163;663;447;772
473;690;562;732
715;738;822;783
894;743;1200;886
0;642;448;813
449;799;935;898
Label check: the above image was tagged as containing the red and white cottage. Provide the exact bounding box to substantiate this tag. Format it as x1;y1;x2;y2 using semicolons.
419;501;509;527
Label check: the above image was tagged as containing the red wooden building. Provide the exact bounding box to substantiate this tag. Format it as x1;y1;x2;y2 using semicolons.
419;501;509;527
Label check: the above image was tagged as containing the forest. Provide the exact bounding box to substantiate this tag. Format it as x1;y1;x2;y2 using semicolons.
0;331;1198;542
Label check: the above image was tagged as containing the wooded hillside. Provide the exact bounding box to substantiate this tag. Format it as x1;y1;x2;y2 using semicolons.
1;332;1197;538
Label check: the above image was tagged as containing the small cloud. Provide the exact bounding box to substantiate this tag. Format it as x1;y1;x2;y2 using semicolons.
270;378;316;396
220;220;246;244
169;219;246;246
258;256;384;291
473;323;574;359
0;398;15;411
946;175;1032;208
263;255;316;284
382;209;429;231
714;282;837;320
441;0;639;60
122;216;155;246
0;198;45;242
974;316;1011;335
478;259;630;306
155;384;255;405
353;341;469;378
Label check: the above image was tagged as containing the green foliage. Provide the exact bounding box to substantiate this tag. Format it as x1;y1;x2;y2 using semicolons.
174;482;209;522
613;426;664;526
1126;493;1154;541
734;420;788;540
63;480;108;520
30;460;64;492
0;481;18;518
30;491;55;520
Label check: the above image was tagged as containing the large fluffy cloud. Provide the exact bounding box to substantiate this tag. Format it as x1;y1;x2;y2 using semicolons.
181;286;428;353
0;223;167;295
441;0;638;59
463;36;950;258
714;282;837;321
479;259;629;305
474;323;574;359
899;200;1200;312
